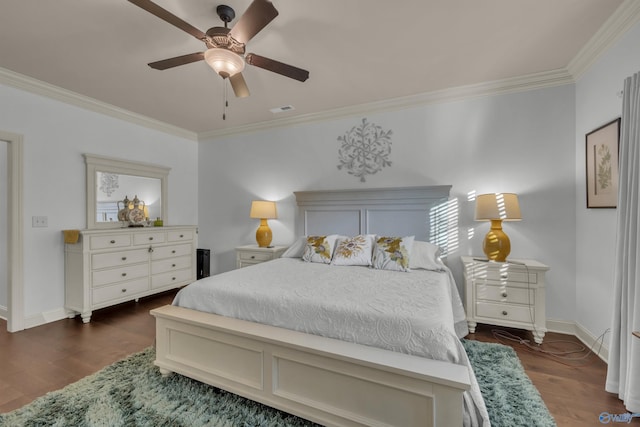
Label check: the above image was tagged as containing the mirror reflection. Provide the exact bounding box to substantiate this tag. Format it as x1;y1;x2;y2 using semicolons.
96;172;161;223
85;154;169;229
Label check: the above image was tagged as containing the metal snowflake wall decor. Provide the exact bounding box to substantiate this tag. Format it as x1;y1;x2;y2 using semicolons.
337;118;393;182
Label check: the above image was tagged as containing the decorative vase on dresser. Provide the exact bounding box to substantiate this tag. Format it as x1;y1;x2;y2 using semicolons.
461;256;549;344
64;226;197;323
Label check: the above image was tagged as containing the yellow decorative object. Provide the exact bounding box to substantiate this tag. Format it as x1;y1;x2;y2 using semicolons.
250;200;277;247
475;193;521;262
154;217;163;227
63;229;80;244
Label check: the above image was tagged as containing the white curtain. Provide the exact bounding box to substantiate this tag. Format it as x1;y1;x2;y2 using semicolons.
606;70;640;412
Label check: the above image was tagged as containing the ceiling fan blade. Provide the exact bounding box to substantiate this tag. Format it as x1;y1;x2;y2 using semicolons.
229;73;250;98
148;52;205;70
128;0;206;40
229;0;278;44
245;53;309;82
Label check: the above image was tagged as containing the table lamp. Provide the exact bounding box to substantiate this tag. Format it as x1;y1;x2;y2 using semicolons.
475;193;521;262
250;200;277;247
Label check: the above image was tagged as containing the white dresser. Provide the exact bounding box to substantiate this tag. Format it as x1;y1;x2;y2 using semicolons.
64;226;197;323
461;256;549;344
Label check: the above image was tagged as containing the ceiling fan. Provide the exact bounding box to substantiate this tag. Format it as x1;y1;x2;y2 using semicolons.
128;0;309;99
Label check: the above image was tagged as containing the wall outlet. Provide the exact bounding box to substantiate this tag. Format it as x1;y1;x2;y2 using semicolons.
32;216;48;228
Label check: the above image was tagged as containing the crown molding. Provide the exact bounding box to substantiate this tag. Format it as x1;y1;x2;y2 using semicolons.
198;68;574;140
567;0;640;80
0;67;198;141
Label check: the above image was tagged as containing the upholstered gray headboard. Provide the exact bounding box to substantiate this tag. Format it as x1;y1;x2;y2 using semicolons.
294;186;452;249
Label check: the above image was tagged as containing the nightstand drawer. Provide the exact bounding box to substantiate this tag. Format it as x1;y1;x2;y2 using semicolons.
476;302;533;323
475;283;535;305
238;251;273;262
469;269;537;284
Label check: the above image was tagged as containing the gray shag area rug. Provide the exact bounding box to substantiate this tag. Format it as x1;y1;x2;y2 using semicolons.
0;340;555;427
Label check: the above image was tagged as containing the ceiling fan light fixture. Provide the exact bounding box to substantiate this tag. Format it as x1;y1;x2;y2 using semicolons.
204;48;245;77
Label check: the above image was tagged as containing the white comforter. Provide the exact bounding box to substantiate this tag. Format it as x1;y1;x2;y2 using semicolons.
173;258;490;426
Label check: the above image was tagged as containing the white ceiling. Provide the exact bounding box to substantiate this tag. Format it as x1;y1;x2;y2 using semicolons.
0;0;629;138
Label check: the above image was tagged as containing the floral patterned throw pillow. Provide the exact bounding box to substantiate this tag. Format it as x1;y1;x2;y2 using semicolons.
331;235;375;266
372;236;415;272
302;235;337;264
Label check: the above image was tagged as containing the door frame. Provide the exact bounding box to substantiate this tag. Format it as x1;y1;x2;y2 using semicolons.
1;130;24;332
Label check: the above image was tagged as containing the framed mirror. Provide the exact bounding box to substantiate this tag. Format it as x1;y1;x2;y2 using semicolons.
85;154;170;229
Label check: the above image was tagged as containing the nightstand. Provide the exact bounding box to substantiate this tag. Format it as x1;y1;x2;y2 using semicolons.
235;245;287;268
461;256;549;344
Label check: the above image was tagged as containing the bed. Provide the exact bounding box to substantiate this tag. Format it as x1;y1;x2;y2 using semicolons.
151;186;490;427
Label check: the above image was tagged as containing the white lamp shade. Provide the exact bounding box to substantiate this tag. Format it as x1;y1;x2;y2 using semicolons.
204;48;245;77
250;200;277;219
475;193;521;221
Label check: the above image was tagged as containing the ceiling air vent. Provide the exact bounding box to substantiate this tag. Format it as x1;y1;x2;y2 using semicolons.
270;105;295;114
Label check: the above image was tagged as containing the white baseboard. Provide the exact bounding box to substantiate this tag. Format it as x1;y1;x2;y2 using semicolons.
547;319;609;363
24;307;72;330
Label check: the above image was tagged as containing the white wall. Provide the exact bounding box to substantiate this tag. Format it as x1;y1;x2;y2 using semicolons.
199;84;577;322
575;21;640;340
0;84;198;326
0;140;7;316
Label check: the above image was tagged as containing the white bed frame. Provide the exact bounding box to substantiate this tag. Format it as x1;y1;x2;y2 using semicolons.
152;186;471;427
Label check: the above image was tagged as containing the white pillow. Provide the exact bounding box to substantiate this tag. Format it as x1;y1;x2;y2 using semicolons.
302;235;339;264
280;236;306;258
331;235;375;266
372;236;414;272
409;241;446;271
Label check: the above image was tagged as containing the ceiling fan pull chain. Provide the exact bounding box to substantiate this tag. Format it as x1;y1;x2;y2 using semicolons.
223;79;227;120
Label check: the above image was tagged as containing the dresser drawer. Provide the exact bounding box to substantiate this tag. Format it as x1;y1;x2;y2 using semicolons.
168;229;194;242
151;255;192;274
151;268;193;289
152;243;192;260
92;248;149;270
238;251;273;262
476;301;534;323
90;234;131;250
133;231;166;246
92;263;149;287
92;277;149;305
475;283;535;305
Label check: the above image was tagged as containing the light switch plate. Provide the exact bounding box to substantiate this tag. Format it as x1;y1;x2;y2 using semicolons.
32;216;48;227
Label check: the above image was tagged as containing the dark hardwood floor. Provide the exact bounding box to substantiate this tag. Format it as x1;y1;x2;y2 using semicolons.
0;291;634;426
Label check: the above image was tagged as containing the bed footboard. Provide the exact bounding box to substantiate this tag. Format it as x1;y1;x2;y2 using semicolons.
152;305;470;427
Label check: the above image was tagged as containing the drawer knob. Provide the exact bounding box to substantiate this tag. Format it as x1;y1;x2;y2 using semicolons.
500;273;508;279
110;240;116;244
251;255;256;259
502;310;508;316
121;289;126;293
121;273;127;277
148;246;154;253
121;257;127;261
179;234;184;238
172;250;176;254
149;237;154;241
501;291;508;298
172;277;176;281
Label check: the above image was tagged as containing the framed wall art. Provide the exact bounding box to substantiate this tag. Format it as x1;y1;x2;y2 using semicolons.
586;118;621;208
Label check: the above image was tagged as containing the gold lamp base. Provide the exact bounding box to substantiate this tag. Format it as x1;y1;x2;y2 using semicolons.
482;219;511;262
255;219;272;247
